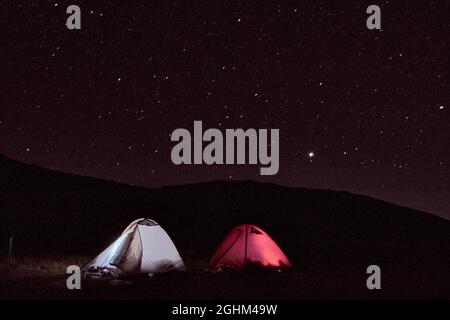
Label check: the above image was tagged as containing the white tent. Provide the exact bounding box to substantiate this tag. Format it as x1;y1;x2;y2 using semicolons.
83;218;185;277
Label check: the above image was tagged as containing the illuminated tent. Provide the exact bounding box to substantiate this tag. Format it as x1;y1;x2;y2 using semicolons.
209;224;292;271
83;218;185;277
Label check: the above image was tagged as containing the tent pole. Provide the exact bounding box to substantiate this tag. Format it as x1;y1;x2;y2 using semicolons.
244;224;248;265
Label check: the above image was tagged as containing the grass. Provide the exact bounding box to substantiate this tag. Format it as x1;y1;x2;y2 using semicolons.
0;256;89;280
0;256;448;299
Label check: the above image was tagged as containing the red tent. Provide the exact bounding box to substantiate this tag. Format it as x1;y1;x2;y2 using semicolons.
209;224;292;271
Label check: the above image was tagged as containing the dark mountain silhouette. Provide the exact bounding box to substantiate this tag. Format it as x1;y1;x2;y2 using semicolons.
0;154;449;298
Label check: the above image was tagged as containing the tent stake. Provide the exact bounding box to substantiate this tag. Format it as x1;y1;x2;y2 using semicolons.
7;235;14;277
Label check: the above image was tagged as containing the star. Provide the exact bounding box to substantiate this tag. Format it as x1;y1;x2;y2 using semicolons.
1;1;449;218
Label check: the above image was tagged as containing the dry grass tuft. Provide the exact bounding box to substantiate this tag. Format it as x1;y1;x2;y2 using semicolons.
0;256;89;280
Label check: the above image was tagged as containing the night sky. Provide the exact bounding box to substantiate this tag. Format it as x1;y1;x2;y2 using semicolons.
1;1;449;219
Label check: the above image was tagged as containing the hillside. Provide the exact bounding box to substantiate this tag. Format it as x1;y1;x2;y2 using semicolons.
0;154;449;298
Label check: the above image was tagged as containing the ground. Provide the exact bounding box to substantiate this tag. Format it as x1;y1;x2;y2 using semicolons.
1;257;448;300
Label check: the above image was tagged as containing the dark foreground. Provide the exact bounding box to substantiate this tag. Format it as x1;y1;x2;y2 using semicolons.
1;263;449;300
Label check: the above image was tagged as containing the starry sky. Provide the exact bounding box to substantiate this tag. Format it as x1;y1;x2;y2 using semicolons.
1;1;449;219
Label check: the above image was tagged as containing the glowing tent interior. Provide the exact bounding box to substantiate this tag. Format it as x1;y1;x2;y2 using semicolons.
209;224;292;271
83;218;185;277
